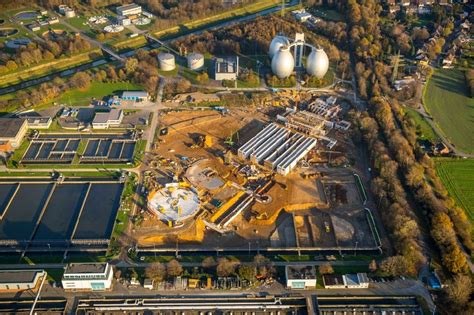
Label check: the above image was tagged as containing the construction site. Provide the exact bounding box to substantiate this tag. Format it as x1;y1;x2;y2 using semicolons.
132;93;381;254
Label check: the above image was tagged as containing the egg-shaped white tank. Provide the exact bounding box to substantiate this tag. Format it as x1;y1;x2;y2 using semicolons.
158;52;176;71
187;52;204;70
306;47;329;78
269;35;290;58
271;46;294;79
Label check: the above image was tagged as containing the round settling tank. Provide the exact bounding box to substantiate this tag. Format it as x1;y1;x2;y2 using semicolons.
187;52;204;70
147;183;200;226
65;10;76;18
158;52;176;71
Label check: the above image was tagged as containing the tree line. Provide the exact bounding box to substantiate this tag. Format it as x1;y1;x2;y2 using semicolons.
0;36;92;74
145;255;275;284
345;0;472;278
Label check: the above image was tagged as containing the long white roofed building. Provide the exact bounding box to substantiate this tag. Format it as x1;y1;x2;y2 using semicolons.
238;123;317;176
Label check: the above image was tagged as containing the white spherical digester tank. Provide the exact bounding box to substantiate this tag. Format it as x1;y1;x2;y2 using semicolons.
271;46;295;79
157;52;176;71
269;35;290;58
306;47;329;78
187;52;204;70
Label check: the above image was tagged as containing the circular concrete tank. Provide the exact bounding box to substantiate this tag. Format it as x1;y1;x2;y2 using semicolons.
306;47;329;78
158;52;176;71
147;183;200;225
187;52;204;70
65;10;76;18
271;46;294;79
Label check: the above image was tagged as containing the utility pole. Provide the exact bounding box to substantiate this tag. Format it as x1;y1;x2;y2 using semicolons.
281;0;285;17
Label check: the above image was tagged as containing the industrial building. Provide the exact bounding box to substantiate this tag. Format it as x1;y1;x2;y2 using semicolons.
121;91;149;102
285;265;317;289
322;273;369;289
62;263;113;291
58;5;75;17
213;56;239;80
238;123;317;176
269;33;329;79
117;16;131;26
116;3;142;16
0;118;28;148
92;109;124;129
24;116;52;129
292;9;312;22
0;269;46;291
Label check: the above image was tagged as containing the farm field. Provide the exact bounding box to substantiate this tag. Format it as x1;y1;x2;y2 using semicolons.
435;158;474;226
57;81;143;106
403;107;439;142
423;68;474;154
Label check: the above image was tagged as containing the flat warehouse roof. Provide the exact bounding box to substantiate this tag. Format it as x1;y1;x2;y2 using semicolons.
93;109;122;124
122;91;148;97
117;3;141;11
65;263;107;274
0;118;26;137
0;270;43;284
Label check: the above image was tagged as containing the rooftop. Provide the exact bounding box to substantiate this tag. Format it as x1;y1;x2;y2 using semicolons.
344;273;360;286
0;270;44;284
64;263;108;275
286;265;316;280
215;56;238;74
93;109;123;124
117;3;141;11
121;91;148;97
26;117;52;125
322;274;345;286
0;118;26;138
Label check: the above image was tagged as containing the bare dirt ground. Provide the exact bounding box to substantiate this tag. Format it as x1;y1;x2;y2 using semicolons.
132;108;379;251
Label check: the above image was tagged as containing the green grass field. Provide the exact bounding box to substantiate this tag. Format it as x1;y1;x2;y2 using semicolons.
435;158;474;224
403;107;439;142
423;68;474;153
58;81;143;106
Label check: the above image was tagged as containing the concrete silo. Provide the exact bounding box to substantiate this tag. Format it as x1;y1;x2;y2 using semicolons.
187;53;204;70
158;52;176;71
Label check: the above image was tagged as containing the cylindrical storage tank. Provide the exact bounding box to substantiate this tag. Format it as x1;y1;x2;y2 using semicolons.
158;52;176;71
271;46;294;79
65;10;75;18
306;47;329;78
187;52;204;70
269;35;290;58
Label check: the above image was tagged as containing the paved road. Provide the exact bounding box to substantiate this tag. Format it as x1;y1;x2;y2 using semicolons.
0;260;368;270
